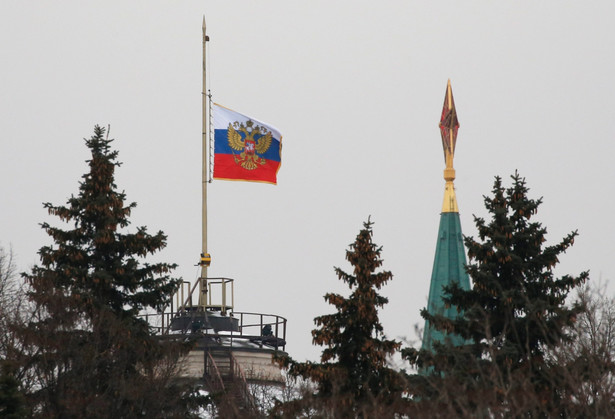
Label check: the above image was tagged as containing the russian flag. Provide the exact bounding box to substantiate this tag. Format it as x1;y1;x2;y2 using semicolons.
212;103;282;184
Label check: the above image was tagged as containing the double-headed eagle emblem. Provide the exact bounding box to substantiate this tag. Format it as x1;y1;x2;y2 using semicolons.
227;120;272;170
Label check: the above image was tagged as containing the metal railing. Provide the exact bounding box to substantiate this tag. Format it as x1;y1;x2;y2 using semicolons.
140;277;287;351
174;277;234;314
204;350;225;393
229;351;259;414
229;311;287;351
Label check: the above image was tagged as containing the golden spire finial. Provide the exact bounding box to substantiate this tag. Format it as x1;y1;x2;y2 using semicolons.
439;80;460;213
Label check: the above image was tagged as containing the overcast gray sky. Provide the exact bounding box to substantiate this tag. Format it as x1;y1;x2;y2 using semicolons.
1;1;614;362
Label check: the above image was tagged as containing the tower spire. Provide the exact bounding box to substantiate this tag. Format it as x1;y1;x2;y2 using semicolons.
421;80;471;354
440;79;460;213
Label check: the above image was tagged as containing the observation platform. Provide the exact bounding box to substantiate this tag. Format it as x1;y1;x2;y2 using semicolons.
141;277;287;385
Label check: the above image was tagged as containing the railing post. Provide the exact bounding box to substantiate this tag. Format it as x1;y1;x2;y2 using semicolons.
260;314;264;348
283;319;287;350
180;281;184;311
222;278;227;315
207;279;211;307
240;312;244;336
204;340;210;379
274;316;279;350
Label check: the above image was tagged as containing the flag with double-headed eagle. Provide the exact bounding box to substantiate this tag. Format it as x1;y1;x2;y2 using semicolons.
212;103;282;184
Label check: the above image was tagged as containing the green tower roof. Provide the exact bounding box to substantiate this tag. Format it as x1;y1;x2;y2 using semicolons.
421;80;471;352
421;212;471;350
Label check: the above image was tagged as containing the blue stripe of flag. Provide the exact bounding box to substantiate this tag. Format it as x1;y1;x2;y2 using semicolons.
214;129;281;162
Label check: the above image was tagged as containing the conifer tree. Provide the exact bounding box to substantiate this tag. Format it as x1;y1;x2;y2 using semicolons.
278;219;403;417
0;361;28;419
18;126;195;418
0;246;29;418
405;172;589;416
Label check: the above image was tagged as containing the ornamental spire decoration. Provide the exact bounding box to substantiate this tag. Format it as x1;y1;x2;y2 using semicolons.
440;79;460;213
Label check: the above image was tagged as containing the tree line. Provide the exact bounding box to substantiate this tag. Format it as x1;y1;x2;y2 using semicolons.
1;127;613;418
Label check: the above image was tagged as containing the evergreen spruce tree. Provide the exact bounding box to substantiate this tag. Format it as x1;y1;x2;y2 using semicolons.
18;126;196;418
0;361;28;419
0;246;28;419
405;172;588;416
278;219;403;417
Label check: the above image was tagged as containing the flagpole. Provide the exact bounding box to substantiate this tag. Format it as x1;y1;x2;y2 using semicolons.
199;16;209;308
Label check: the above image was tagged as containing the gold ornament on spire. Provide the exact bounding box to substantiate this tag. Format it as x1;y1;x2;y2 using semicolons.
439;80;460;213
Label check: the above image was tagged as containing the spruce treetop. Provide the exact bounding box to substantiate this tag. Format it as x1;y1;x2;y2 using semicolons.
406;172;589;416
18;126;192;417
453;172;588;361
280;219;403;416
31;125;179;317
